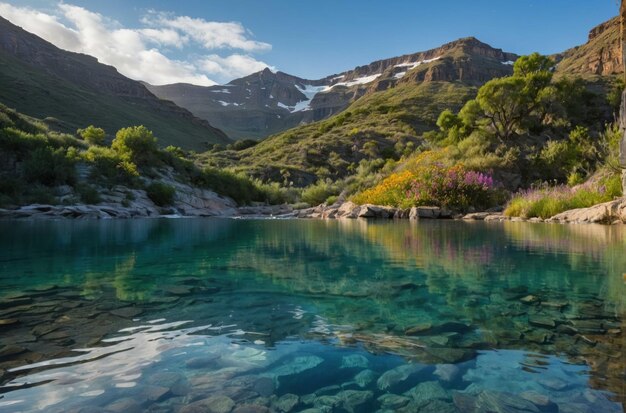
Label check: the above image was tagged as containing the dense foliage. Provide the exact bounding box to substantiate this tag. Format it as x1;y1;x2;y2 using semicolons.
351;53;621;213
0;104;285;207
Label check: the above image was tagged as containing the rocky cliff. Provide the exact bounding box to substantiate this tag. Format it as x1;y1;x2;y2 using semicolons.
555;17;622;76
148;37;517;140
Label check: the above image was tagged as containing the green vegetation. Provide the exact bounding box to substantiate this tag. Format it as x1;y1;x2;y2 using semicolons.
146;182;176;207
348;53;619;213
77;125;106;146
0;104;284;207
198;82;475;186
504;174;622;219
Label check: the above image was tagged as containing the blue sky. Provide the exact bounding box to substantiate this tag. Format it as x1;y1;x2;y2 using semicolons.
0;0;619;85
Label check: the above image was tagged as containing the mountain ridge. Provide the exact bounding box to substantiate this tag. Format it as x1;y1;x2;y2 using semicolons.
0;16;231;150
147;36;518;140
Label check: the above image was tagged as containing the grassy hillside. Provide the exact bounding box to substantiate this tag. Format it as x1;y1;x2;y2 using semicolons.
199;82;476;186
0;16;231;151
0;52;230;151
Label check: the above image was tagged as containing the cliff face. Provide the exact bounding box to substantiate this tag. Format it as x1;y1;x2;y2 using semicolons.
555;17;622;76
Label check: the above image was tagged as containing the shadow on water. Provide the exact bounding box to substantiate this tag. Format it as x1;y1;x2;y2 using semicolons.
0;218;625;412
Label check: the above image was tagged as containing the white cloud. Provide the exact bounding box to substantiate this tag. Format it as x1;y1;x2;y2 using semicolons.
0;2;273;86
144;13;272;52
201;54;274;79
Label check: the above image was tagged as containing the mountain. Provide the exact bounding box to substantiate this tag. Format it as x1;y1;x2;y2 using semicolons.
0;16;230;151
554;17;622;77
148;37;518;140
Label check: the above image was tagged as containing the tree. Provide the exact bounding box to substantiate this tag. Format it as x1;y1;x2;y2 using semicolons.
77;125;106;146
437;110;462;132
112;126;158;164
476;77;532;141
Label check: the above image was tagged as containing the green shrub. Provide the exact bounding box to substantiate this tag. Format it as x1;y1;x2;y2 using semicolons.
76;184;101;204
22;147;76;186
146;182;176;206
78;125;106;146
84;146;139;186
112;126;158;165
301;179;340;206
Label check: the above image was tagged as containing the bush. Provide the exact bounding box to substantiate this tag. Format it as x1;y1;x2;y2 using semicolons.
76;184;101;204
301;179;340;206
84;146;139;186
77;125;106;146
112;126;158;165
353;161;503;211
146;182;176;206
22;147;76;186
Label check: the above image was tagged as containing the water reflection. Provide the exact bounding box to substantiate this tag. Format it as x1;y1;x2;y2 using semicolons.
0;219;625;412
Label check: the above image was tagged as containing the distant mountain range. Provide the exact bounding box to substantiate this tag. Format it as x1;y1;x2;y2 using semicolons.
147;37;519;140
147;17;622;142
0;16;230;150
0;14;621;151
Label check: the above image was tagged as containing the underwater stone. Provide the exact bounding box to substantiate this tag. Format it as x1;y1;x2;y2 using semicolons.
273;393;299;413
476;390;540;413
377;364;424;391
179;395;236;413
337;390;374;413
528;317;556;329
266;355;324;379
354;369;377;388
434;364;461;382
340;354;369;369
378;393;411;409
405;323;433;336
405;380;451;407
520;295;540;304
519;391;558;412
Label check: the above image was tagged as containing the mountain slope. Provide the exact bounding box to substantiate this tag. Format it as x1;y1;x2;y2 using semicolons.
0;16;230;150
554;16;622;77
149;37;517;141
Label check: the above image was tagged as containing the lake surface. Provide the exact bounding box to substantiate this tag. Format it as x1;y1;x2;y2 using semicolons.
0;218;625;413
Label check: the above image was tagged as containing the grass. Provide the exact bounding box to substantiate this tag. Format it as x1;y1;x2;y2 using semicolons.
504;173;622;219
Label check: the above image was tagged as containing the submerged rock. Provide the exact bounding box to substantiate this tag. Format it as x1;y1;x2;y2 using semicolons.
475;390;540;413
405;380;451;407
340;354;369;369
179;395;235;413
376;364;424;391
337;390;374;413
273;393;299;413
378;393;411;409
264;355;324;382
434;364;461;382
354;369;377;388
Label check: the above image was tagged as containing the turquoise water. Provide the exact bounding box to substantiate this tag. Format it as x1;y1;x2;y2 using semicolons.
0;219;625;412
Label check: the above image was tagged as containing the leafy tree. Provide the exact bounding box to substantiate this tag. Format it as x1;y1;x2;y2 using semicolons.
77;125;106;146
112;126;158;165
476;77;531;141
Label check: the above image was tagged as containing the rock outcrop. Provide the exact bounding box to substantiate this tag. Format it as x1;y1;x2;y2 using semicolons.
555;16;622;76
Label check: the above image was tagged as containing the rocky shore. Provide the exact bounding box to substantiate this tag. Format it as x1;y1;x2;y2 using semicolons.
296;199;626;224
2;194;626;224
